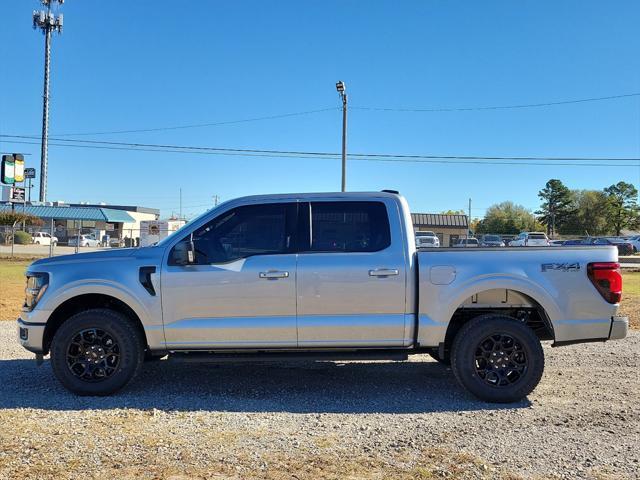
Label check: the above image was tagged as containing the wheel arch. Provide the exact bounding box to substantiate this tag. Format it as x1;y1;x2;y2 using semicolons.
42;294;148;354
437;288;555;359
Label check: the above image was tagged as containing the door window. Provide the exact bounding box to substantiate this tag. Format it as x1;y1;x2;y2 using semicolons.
308;201;390;252
173;203;295;265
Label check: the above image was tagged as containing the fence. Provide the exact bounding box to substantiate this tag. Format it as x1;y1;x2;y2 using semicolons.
0;224;147;258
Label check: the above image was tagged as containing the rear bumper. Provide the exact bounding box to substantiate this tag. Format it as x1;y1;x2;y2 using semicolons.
552;315;628;347
609;315;628;340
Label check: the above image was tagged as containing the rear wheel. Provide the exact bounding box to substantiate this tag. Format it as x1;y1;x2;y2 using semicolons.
50;309;144;396
451;315;544;403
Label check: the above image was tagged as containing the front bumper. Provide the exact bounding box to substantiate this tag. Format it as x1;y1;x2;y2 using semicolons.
17;309;51;354
17;319;46;354
609;315;628;340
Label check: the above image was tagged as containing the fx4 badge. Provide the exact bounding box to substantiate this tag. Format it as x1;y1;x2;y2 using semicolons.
541;262;581;272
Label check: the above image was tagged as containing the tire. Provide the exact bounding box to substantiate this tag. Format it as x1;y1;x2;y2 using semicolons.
50;309;144;396
35;241;40;245
427;348;451;366
451;315;544;403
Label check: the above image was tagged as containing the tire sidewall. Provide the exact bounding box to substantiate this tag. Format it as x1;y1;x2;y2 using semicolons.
50;309;143;396
452;316;544;403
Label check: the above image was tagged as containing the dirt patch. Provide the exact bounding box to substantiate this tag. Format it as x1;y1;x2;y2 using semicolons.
0;259;29;321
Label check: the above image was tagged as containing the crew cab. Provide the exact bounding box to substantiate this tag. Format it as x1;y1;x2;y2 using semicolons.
17;192;628;402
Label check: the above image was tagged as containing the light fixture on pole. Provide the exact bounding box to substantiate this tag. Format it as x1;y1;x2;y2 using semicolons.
33;0;64;203
336;80;347;192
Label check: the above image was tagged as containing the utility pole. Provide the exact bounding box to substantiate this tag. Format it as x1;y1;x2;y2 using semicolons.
33;0;64;202
336;81;347;192
468;198;472;240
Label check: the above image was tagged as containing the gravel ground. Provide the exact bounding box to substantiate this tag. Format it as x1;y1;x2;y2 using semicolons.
0;321;638;480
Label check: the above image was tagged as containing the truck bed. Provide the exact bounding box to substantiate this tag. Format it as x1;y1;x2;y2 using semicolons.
415;245;620;347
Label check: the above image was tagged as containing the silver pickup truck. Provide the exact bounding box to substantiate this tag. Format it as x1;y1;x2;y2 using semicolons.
17;191;628;402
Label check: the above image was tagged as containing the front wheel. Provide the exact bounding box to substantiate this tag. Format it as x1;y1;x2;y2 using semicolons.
50;309;144;396
451;315;544;403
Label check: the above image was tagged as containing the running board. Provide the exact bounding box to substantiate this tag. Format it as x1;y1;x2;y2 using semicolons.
166;349;410;363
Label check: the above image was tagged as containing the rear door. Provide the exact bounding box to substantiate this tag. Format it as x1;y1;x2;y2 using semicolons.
296;200;408;347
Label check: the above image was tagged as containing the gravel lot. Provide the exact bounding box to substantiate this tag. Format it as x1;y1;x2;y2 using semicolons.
0;321;638;480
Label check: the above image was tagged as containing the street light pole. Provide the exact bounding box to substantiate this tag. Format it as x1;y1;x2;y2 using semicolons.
33;0;64;203
336;81;347;192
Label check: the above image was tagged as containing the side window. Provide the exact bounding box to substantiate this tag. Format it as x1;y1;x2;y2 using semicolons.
176;203;294;264
308;201;390;253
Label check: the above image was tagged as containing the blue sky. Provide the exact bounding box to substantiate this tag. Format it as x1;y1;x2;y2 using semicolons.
1;0;639;218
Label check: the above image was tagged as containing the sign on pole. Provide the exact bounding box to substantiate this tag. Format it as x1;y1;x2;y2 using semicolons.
13;154;25;182
1;155;15;185
10;187;26;203
24;168;36;179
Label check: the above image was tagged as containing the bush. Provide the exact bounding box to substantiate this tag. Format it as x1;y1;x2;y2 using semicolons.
13;231;32;245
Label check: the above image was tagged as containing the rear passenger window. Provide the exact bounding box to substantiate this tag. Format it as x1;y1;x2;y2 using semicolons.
309;202;391;252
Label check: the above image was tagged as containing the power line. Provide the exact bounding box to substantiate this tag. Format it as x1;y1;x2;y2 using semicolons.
3;134;639;162
49;107;339;136
21;92;640;138
352;92;640;113
5;138;638;168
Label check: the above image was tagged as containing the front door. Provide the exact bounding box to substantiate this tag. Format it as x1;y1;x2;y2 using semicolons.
161;202;298;349
296;200;408;347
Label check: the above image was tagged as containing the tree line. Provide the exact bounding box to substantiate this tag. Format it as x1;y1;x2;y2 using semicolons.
474;180;639;237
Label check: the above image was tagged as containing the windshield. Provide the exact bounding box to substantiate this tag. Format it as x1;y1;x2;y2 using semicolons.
484;235;500;241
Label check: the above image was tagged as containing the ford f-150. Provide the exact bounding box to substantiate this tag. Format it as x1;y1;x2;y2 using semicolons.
17;191;628;402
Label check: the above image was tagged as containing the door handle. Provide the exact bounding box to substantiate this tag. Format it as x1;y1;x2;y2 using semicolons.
368;268;399;277
259;271;289;279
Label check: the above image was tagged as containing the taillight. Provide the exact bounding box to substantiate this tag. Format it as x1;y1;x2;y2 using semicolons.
587;262;622;304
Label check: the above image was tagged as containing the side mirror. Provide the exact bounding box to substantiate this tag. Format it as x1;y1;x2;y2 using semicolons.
171;237;195;265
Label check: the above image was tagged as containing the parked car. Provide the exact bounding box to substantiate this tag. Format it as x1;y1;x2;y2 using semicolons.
18;191;628;402
478;234;504;247
415;231;440;248
509;232;550;247
31;231;58;246
562;239;588;246
588;237;634;256
68;234;100;247
453;237;479;247
624;235;640;253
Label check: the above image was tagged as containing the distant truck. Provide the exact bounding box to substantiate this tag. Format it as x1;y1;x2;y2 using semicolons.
18;191;628;402
139;220;186;247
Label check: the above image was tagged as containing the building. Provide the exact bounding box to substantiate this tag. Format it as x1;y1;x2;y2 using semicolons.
411;212;469;247
0;202;159;245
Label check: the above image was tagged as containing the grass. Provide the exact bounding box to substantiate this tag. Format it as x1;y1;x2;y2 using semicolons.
0;259;638;328
618;271;640;329
0;258;30;321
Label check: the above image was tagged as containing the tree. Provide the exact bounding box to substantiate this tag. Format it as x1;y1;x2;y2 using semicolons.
0;211;42;226
536;179;575;237
604;181;640;235
0;212;43;245
558;190;609;236
475;202;542;234
440;209;465;215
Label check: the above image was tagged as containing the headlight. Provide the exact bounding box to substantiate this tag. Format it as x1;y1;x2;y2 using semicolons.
23;272;49;312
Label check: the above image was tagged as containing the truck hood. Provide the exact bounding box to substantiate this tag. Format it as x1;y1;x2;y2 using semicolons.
29;246;163;268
